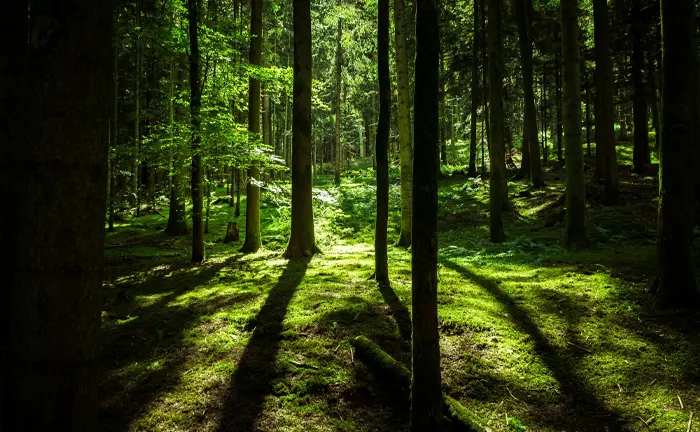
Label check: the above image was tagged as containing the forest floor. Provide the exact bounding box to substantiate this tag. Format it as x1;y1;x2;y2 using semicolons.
100;144;700;432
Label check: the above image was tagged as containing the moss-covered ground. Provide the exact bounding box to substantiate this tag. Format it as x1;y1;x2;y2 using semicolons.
101;144;699;432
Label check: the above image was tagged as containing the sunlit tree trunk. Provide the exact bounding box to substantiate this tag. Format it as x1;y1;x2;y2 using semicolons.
395;0;413;247
241;0;263;253
411;0;443;429
2;0;111;429
487;0;506;243
284;0;316;259
375;0;390;287
561;0;587;248
654;0;699;309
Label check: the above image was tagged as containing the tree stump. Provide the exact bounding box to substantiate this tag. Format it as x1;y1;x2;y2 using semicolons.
223;222;239;243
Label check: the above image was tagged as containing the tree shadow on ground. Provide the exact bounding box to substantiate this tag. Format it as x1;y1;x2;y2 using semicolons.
442;260;627;431
377;283;412;343
100;255;254;432
215;259;308;432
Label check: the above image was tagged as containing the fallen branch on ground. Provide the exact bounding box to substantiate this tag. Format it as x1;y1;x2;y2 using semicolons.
349;336;492;432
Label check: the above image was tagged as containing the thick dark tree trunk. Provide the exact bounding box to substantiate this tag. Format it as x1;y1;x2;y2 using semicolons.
375;0;390;287
654;0;699;309
468;0;480;178
1;0;111;429
189;0;205;262
562;0;588;248
632;0;649;174
514;0;543;187
241;0;263;253
411;0;443;429
594;0;620;204
284;0;316;259
487;0;506;243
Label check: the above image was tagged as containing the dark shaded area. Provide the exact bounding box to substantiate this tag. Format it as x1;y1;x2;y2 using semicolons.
216;259;308;432
442;260;627;431
99;255;256;432
377;283;412;343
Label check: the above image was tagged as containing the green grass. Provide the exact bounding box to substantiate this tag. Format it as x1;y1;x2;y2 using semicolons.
100;145;699;432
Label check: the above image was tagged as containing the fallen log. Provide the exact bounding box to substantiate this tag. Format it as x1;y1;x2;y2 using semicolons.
349;336;492;432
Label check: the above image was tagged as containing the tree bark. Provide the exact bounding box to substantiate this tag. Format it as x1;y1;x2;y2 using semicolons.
189;0;205;262
135;0;142;217
241;0;263;253
632;0;649;174
514;0;543;187
468;0;479;178
487;0;506;243
2;0;111;429
395;0;413;247
561;0;588;248
334;0;343;186
375;0;390;287
654;0;699;309
593;0;619;204
284;0;317;259
555;52;563;162
411;0;443;429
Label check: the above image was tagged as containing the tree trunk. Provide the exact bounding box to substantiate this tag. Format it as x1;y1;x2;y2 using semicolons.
109;24;119;233
585;82;592;157
561;0;588;248
439;51;448;169
375;0;390;287
593;0;619;204
654;0;699;309
487;0;506;243
632;0;649;174
134;0;142;216
514;0;543;187
165;62;189;236
1;0;111;429
284;0;316;259
468;0;479;178
411;0;443;429
235;167;241;217
241;0;263;253
189;0;205;262
395;0;413;247
334;0;343;186
555;54;563;162
481;0;490;156
648;46;660;153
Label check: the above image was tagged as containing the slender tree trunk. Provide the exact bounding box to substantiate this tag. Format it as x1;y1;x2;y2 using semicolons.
654;0;699;309
2;1;111;429
189;0;205;261
395;0;413;247
109;23;119;232
411;0;443;429
514;0;543;187
632;0;649;174
235;168;241;217
555;53;563;162
585;82;592;157
375;0;390;287
487;0;506;243
648;47;660;153
165;61;189;235
284;0;316;259
593;0;619;204
468;0;479;178
135;0;142;216
334;0;343;186
561;0;587;248
480;0;489;154
241;0;263;253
